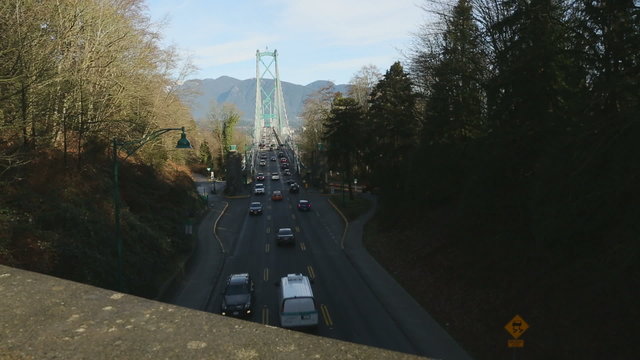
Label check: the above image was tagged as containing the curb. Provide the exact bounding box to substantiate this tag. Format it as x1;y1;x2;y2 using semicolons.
205;201;230;310
224;194;251;199
213;202;229;253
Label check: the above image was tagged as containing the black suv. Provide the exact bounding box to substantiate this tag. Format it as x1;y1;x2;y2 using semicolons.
289;183;300;193
221;273;254;317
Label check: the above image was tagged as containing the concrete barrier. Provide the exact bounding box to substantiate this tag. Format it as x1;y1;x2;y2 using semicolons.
0;265;429;360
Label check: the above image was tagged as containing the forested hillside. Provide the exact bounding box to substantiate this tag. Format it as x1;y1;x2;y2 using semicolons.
297;1;639;359
0;1;202;297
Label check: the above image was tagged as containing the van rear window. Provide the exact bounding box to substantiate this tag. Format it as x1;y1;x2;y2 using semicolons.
282;297;315;314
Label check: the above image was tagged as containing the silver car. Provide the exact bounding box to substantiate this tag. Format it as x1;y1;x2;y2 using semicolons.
276;228;295;246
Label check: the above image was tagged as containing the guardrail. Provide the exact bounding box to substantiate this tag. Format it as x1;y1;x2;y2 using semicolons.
328;182;364;193
0;264;429;360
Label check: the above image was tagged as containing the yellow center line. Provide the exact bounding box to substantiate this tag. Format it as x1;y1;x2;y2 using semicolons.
295;226;300;232
263;268;269;281
300;242;306;251
265;243;270;253
262;306;269;325
266;227;271;234
321;304;333;327
307;265;315;280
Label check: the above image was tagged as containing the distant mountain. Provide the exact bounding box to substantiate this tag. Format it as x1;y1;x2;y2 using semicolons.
179;76;349;128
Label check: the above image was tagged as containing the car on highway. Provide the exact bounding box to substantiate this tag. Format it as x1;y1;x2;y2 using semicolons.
280;157;288;163
249;202;263;215
297;200;311;211
259;160;266;166
270;156;276;161
256;173;265;181
289;183;299;193
283;169;291;176
271;190;283;201
254;183;265;195
271;172;280;180
221;273;254;317
276;227;295;246
278;274;318;328
281;163;289;169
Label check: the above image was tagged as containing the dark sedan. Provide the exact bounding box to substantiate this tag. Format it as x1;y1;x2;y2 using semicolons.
297;200;311;211
221;273;254;317
249;202;263;215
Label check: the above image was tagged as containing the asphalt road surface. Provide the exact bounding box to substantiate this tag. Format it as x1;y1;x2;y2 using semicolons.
167;145;472;360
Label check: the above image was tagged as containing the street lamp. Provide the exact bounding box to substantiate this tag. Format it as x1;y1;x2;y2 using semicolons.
244;144;251;185
113;127;191;291
207;167;216;194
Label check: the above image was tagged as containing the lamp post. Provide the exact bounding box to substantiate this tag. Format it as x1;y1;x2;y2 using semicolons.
208;167;216;194
244;144;251;185
113;127;191;292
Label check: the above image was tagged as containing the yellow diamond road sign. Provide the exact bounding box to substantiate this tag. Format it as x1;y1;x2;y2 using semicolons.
505;315;529;339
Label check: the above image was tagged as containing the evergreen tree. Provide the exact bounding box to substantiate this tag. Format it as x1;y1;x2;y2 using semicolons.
222;107;240;152
576;0;640;125
367;62;417;195
199;140;213;168
209;103;241;173
323;95;363;199
486;0;573;134
423;0;487;143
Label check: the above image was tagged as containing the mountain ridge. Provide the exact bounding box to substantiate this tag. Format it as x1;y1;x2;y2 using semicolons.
179;76;349;127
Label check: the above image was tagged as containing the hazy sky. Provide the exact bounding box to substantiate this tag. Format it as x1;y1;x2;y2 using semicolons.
145;0;429;85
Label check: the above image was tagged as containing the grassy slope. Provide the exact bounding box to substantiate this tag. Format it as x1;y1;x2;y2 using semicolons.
362;125;639;359
0;149;202;298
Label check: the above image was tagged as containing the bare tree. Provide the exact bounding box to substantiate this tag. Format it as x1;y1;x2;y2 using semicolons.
347;64;382;112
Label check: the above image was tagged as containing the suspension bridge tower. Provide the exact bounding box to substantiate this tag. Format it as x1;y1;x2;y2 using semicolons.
254;49;290;145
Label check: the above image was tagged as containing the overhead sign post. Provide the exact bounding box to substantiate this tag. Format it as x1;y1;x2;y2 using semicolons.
505;314;529;353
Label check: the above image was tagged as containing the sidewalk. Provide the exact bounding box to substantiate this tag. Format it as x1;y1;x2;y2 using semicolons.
342;193;473;360
159;174;227;310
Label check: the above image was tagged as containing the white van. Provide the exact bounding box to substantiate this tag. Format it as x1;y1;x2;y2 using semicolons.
278;274;318;328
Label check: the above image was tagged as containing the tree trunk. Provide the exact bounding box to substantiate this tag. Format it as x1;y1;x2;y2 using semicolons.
21;82;29;147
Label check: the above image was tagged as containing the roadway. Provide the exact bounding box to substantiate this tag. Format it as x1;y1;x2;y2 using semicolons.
205;150;413;353
168;143;472;359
